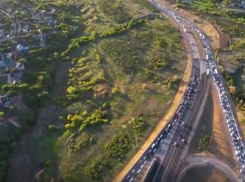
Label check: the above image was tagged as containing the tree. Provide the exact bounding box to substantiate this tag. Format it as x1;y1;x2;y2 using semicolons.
0;112;4;118
53;52;59;59
0;136;11;145
223;0;230;6
11;68;18;73
17;58;27;64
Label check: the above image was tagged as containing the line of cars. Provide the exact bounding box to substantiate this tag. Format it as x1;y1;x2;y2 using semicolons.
165;5;245;177
125;72;199;182
123;2;201;182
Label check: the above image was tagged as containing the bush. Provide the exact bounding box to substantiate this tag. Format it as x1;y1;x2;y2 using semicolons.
198;133;211;150
104;130;133;161
85;157;110;180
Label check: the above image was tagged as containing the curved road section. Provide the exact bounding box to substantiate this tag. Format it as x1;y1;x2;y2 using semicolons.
177;156;239;182
116;2;209;182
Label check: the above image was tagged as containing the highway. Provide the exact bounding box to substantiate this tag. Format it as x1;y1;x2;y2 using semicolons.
119;1;210;182
144;2;244;182
118;1;244;182
146;5;209;182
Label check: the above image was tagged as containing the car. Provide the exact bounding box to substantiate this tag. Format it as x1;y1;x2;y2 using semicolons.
174;142;178;146
132;169;135;174
129;178;134;182
240;169;245;174
182;139;185;143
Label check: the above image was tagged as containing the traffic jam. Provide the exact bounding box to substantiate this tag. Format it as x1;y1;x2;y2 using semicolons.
162;3;245;177
123;2;201;182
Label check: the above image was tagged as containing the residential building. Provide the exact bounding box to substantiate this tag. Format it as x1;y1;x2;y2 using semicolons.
16;63;24;71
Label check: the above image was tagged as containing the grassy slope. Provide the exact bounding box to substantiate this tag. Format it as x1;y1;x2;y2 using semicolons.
35;0;186;182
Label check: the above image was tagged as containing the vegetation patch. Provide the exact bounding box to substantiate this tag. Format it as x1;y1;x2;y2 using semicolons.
2;0;186;182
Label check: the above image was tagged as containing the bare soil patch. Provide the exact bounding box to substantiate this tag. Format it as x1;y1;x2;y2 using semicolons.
187;81;239;175
187;83;213;155
212;24;230;49
205;82;239;176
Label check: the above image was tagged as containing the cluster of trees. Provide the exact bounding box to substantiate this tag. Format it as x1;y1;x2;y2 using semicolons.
85;156;110;180
83;117;148;180
223;72;245;111
64;103;110;132
61;18;146;57
104;130;133;161
198;133;211;150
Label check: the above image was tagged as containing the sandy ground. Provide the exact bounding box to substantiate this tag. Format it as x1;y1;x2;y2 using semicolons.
113;38;193;182
203;81;239;176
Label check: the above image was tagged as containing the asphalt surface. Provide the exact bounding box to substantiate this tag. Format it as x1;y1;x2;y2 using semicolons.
141;8;208;182
145;4;209;182
152;73;208;182
175;156;239;182
120;2;209;182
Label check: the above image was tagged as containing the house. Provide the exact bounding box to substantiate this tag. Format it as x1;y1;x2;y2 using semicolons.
12;72;22;84
51;9;56;14
0;57;12;68
16;63;24;71
13;79;20;84
17;44;29;52
0;30;4;37
6;35;14;40
13;72;22;79
22;25;29;33
33;13;40;20
0;95;10;110
7;52;13;58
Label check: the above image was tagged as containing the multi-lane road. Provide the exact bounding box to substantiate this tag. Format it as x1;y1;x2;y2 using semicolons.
119;2;210;182
146;4;210;182
116;1;245;182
